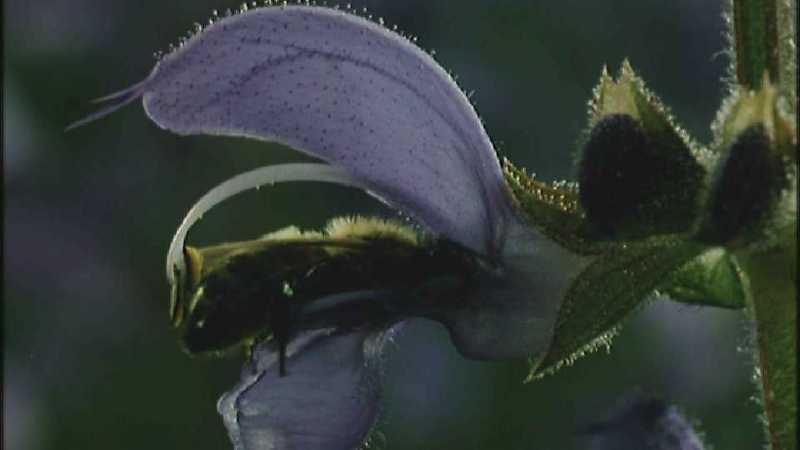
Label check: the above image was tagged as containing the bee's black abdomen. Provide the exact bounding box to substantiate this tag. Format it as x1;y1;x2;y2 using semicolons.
178;230;481;359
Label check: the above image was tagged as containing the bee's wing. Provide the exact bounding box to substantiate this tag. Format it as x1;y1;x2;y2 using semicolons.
218;326;398;450
74;5;514;256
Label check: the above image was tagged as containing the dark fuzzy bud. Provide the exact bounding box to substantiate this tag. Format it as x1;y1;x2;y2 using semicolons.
703;79;797;247
702;124;786;245
579;114;704;239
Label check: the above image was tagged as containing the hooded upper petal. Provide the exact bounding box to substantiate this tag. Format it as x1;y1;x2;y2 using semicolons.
82;5;514;256
73;7;600;447
218;326;398;450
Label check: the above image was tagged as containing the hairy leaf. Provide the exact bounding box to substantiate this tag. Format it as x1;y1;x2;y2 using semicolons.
528;235;705;380
662;247;746;309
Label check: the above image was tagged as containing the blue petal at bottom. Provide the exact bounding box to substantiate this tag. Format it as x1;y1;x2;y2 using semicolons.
218;326;398;450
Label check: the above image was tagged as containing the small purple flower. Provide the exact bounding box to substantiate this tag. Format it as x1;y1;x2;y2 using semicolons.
74;5;587;450
577;393;706;450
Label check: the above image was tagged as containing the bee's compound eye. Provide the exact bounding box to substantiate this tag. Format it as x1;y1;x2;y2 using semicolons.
180;279;273;356
181;292;224;354
169;246;206;328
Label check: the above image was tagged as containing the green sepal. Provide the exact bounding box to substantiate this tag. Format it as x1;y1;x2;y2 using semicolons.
527;234;706;381
713;79;796;159
661;247;746;309
588;62;707;167
502;158;606;255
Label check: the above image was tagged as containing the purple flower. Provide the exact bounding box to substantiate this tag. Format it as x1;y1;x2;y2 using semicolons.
74;5;586;450
577;393;706;450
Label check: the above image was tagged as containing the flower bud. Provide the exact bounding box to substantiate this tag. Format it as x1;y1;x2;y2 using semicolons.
702;80;796;247
578;64;705;239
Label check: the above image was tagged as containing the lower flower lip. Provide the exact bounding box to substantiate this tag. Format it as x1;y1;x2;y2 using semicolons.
218;325;399;450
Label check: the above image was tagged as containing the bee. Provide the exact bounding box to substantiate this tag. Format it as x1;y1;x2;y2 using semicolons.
169;216;485;374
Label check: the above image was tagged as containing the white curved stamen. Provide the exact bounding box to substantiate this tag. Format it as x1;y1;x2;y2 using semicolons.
166;163;372;286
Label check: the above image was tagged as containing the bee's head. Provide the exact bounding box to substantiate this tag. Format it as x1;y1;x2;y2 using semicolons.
169;246;204;328
170;242;285;355
179;277;256;355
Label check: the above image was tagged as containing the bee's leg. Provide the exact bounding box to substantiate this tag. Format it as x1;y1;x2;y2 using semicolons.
243;338;254;361
270;296;291;377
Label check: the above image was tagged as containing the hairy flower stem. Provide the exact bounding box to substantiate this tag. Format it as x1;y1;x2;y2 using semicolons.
730;2;797;449
731;0;797;113
732;0;780;89
738;233;797;450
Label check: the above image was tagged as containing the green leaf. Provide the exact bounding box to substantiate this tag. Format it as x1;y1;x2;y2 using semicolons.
661;247;746;309
527;235;706;381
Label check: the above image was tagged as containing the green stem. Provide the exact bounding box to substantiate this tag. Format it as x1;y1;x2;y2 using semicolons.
732;0;780;89
730;2;797;448
775;0;798;114
737;235;797;450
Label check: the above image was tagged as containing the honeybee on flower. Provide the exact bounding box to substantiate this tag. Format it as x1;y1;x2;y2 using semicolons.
70;3;764;450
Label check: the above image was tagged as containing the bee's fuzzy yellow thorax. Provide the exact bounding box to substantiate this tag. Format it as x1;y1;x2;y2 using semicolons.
261;226;324;241
189;218;419;282
325;216;419;245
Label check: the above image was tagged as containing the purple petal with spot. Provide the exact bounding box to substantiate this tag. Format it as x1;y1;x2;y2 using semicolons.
76;5;515;256
218;326;398;450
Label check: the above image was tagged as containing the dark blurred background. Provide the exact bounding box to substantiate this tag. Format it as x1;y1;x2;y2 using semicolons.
4;1;762;449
